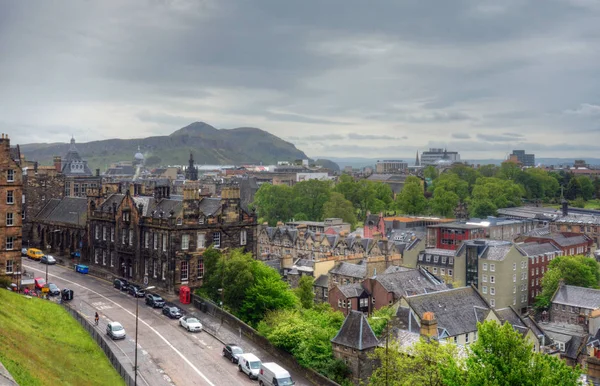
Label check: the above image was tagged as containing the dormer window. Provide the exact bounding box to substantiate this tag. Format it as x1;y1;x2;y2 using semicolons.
177;217;183;226
122;211;130;222
198;216;205;225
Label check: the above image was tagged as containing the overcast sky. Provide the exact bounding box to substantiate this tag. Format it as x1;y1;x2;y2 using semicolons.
1;0;599;160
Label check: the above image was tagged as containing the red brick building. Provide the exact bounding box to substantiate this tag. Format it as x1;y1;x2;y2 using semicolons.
427;223;486;250
521;231;593;256
516;242;563;306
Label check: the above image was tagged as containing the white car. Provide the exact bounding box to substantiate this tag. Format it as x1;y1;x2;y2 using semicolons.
179;315;202;332
106;321;126;340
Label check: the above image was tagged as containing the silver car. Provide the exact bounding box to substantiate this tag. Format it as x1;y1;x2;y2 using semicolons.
106;321;126;340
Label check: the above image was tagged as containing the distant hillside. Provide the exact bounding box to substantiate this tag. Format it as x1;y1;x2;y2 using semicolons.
19;122;309;171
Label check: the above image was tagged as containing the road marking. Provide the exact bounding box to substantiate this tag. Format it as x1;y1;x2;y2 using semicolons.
24;264;216;386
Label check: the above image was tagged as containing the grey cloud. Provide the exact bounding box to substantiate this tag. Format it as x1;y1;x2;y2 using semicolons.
264;112;348;125
452;133;471;139
477;133;518;142
137;111;198;127
347;133;401;140
288;134;345;141
405;111;475;123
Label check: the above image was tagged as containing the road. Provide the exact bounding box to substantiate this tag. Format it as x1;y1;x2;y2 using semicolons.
22;261;312;386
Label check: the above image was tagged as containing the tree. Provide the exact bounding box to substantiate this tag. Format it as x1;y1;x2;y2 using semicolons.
442;321;581;386
423;165;439;180
395;176;427;215
565;177;583;200
497;162;522;181
294;275;314;309
292;179;331;221
221;250;255;312
470;198;497;218
430;188;460;218
478;164;498;177
370;338;458;386
448;164;479;190
470;177;524;216
322;192;357;229
578;176;595;201
535;255;600;309
252;184;294;225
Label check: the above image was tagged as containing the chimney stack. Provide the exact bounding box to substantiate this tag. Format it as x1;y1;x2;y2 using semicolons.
53;156;62;172
420;312;438;338
96;168;100;177
561;199;569;217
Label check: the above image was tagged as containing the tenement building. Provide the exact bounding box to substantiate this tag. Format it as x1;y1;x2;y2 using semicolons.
87;184;256;292
0;134;23;283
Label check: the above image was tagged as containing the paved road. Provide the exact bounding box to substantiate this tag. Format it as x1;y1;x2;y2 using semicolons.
22;261;312;386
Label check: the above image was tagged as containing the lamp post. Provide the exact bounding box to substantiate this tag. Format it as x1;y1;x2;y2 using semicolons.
135;285;155;386
372;317;390;386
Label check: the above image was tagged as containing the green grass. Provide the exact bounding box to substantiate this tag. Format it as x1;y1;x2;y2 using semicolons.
0;290;124;386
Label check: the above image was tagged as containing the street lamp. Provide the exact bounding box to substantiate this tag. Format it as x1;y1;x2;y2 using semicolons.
135;285;154;386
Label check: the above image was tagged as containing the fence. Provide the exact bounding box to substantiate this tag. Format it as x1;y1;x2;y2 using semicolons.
62;303;135;386
191;294;341;386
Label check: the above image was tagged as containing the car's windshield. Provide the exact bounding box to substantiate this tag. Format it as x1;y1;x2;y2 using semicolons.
278;377;294;386
232;347;243;354
112;325;123;331
187;318;199;324
154;296;163;301
49;284;58;289
250;361;260;369
37;279;46;285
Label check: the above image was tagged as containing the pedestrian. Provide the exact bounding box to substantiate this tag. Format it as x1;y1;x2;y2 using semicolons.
94;312;99;326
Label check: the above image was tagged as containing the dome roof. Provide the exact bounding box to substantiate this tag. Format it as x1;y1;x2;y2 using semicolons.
134;146;144;160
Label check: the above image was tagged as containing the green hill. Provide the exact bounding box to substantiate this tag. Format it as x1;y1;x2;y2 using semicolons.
0;289;124;386
19;122;309;171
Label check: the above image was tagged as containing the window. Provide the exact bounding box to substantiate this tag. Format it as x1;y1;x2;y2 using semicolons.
448;269;453;276
213;232;221;248
449;257;454;264
513;263;516;270
6;190;14;204
198;216;205;225
434;256;439;263
110;251;115;267
94;249;100;264
144;258;149;276
441;268;445;275
442;256;447;264
7;169;14;182
418;254;424;261
122;211;130;222
177;217;182;226
153;259;157;278
348;301;352;309
536;267;539;275
180;261;189;281
154;234;158;250
129;230;133;246
145;232;150;248
110;227;115;242
6;260;13;274
181;234;189;250
240;230;247;246
521;261;526;269
453;336;458;344
513;297;516;306
521;272;526;280
102;226;107;241
433;267;438;274
197;233;206;249
482;286;487;294
466;333;470;344
490;287;495;295
338;299;342;308
490;276;495;284
372;297;376;304
197;258;204;278
483;274;488;282
102;250;107;266
6;236;14;250
95;225;100;240
483;263;488;271
426;255;431;262
513;274;517;283
6;212;13;226
513;286;516;294
162;262;166;280
490;299;495;307
122;229;127;244
342;300;346;308
490;264;495;272
163;234;167;251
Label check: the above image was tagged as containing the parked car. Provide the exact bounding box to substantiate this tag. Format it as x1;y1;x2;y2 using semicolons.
238;353;262;379
46;283;61;296
113;278;130;291
179;315;202;332
257;362;295;386
106;321;126;340
40;255;56;265
34;277;46;290
222;344;244;364
61;288;74;301
162;305;183;319
127;285;145;298
21;248;28;256
145;293;165;308
27;248;44;261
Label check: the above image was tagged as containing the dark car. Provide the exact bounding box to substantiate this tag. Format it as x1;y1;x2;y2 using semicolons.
70;251;81;259
222;344;244;364
40;255;56;265
47;283;61;296
145;293;165;308
128;285;145;298
61;288;74;301
162;305;183;319
113;278;130;291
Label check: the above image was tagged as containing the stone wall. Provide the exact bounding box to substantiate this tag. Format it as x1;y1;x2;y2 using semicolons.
191;294;341;386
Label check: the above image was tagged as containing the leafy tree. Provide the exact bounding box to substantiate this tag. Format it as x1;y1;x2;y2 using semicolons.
565;177;583;200
447;164;480;190
370;338;458;386
395;176;427;215
497;162;522;181
367;306;395;337
535;255;600;309
252;184;294;225
423;165;439;180
432;173;469;201
470;198;497;218
571;197;586;208
221;250;255;312
200;247;224;300
334;176;393;219
478;164;498;177
442;321;581;386
525;168;560;199
431;188;460;218
323;192;357;229
294;275;315;309
292;179;332;221
578;176;595;201
470;177;524;216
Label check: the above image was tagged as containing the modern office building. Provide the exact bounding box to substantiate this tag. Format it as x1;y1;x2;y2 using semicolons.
420;148;460;166
511;150;535;167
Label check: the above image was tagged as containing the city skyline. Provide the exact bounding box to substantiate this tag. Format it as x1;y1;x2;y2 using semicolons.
1;1;599;159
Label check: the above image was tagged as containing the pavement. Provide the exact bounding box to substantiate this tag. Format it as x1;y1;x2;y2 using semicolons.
21;259;313;386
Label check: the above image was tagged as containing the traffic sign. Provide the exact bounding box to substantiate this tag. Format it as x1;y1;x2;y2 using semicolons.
143;276;149;285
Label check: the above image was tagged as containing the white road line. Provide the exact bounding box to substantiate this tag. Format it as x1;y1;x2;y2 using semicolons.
24;264;216;386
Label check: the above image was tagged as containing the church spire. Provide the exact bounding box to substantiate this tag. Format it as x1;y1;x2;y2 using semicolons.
415;151;420;166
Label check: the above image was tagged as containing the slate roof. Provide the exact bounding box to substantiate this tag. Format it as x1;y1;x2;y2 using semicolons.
99;194;126;211
552;285;600;309
35;197;88;226
329;262;367;279
517;242;560;257
331;310;379;350
198;198;221;216
403;287;490;337
495;307;530;337
264;259;281;272
383;265;412;274
313;274;329;288
338;283;367;298
374;267;448;298
564;335;586;360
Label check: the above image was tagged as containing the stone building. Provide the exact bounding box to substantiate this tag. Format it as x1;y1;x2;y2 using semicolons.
331;310;379;385
185;152;198;181
22;164;65;247
54;137;102;197
0;134;23;283
87;184;256;292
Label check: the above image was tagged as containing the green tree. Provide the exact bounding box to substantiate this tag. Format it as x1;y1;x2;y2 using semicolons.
536;255;600;309
565;177;583;200
442;321;581;386
571;197;586;208
221;250;255;312
322;192;357;229
252;184;294;225
470;198;497;217
367;306;395;337
294;275;315;309
448;164;480;190
497;162;522;181
470;177;524;215
292;179;332;221
578;176;595;201
395;176;427;215
430;188;460;218
478;164;498;177
334;176;393;219
432;173;469;201
423;165;439;180
370;338;458;386
200;247;224;300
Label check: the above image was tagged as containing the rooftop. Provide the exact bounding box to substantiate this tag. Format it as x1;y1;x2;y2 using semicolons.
552;285;600;310
331;310;379;351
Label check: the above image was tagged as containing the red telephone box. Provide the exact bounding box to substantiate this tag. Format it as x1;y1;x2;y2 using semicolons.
179;286;191;304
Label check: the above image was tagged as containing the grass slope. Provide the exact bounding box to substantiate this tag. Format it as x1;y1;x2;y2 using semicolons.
0;290;124;386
